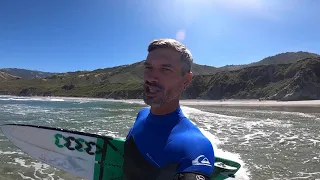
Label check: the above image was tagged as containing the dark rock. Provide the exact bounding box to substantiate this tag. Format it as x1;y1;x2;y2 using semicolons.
61;84;75;90
19;87;37;96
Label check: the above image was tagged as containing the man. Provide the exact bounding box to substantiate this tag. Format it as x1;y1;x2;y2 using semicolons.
123;38;215;180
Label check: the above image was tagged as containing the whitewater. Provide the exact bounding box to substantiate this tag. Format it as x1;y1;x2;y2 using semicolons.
0;95;319;180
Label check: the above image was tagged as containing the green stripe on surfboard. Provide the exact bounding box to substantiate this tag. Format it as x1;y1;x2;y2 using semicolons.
93;138;103;180
94;138;124;180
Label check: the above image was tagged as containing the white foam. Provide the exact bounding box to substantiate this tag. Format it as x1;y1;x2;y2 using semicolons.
244;118;292;130
180;105;251;180
96;129;119;137
49;98;65;102
14;98;42;101
245;109;316;118
289;172;320;180
181;106;244;120
103;99;147;105
17;172;35;180
241;130;269;145
0;150;24;155
14;157;56;180
14;158;30;168
0;96;66;102
308;139;320;146
0;98;11;101
91;107;135;112
278;134;300;145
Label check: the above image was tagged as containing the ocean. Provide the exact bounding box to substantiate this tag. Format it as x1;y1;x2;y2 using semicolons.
0;95;319;180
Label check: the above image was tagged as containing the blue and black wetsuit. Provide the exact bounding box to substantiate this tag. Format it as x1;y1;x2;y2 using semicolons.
123;106;215;180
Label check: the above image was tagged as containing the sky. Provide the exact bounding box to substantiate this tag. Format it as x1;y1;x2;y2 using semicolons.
1;0;320;73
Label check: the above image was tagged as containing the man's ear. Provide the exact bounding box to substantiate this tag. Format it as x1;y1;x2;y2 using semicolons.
183;72;193;88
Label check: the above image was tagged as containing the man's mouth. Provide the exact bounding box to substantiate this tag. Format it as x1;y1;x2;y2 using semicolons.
145;84;161;96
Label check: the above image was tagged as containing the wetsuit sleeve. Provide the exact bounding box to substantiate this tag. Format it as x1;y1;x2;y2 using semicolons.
125;107;148;140
175;136;215;180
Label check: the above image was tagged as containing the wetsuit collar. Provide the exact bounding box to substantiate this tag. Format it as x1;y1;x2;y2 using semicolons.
147;105;184;126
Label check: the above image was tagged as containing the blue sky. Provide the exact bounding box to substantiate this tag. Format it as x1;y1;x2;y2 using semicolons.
1;0;319;72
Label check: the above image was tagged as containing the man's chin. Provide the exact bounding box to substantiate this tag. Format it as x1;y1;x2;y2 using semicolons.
143;96;163;107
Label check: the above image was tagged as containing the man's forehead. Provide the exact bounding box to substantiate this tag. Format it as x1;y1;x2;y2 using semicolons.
146;48;181;65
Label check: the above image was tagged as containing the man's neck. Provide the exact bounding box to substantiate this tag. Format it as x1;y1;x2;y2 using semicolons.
150;100;179;115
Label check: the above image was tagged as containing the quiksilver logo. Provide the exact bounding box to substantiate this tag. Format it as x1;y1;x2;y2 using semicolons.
192;155;212;167
196;175;205;180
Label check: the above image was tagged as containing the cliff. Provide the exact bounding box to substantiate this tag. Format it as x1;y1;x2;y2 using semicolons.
183;57;320;101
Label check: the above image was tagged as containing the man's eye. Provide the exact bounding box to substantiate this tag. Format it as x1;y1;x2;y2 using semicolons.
163;68;171;71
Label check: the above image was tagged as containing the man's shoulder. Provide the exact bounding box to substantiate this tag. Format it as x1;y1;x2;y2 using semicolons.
130;107;150;127
137;107;150;116
171;118;215;177
174;121;213;150
172;117;214;156
125;107;150;140
134;107;150;121
175;117;209;140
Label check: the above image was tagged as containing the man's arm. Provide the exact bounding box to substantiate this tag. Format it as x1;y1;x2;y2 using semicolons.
174;136;215;180
125;107;149;140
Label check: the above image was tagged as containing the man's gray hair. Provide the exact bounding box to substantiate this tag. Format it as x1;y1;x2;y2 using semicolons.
147;38;193;75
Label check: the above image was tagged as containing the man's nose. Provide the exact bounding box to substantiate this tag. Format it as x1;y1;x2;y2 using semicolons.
144;70;159;83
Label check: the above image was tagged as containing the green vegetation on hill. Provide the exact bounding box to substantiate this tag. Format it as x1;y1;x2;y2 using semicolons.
217;51;320;71
0;60;216;98
250;51;320;66
183;57;320;101
0;68;56;79
1;52;320;101
0;72;20;82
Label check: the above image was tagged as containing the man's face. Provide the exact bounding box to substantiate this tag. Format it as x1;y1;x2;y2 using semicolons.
143;48;192;107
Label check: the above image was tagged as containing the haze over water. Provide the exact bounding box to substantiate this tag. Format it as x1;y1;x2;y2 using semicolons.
0;95;319;180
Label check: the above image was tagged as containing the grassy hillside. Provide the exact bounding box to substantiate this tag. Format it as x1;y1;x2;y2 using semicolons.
192;63;217;75
0;60;216;98
0;68;57;79
217;51;320;71
0;72;20;82
1;52;320;100
2;51;317;80
1;57;320;101
250;51;320;66
183;57;320;101
1;61;217;80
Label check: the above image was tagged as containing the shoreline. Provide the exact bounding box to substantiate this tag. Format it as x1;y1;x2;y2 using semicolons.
2;95;320;107
179;99;320;107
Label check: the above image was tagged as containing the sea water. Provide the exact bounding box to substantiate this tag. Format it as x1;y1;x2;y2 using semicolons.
0;95;319;180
